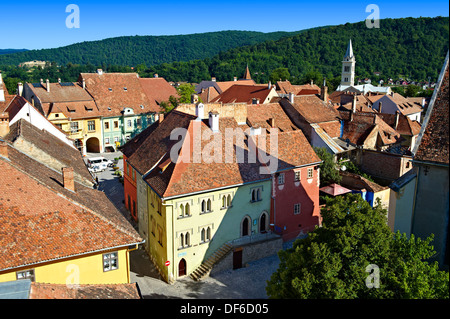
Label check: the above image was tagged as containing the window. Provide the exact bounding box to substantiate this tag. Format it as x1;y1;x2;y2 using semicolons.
251;187;262;202
136;118;142;127
87;120;95;131
103;252;118;272
221;194;232;208
16;269;35;282
344;77;349;82
114;136;119;142
105;137;110;144
127;119;132;128
108;88;112;92
123;87;128;91
278;173;285;185
294;203;301;215
307;168;314;179
157;225;163;247
200;227;211;243
179;203;191;218
70;121;79;132
201;198;212;214
104;121;109;130
114;121;119;129
344;66;350;72
294;171;301;182
179;232;190;249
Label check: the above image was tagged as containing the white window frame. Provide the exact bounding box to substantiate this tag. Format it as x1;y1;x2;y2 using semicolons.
278;173;285;185
294;170;301;182
307;168;314;179
103;252;118;272
294;203;301;215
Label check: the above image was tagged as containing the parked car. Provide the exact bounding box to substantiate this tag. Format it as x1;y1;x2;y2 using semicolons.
86;157;114;172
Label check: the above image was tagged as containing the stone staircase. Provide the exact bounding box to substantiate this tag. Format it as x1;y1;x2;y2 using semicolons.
189;242;233;281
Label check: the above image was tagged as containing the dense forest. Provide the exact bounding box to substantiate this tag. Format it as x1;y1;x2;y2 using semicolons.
1;17;448;95
0;31;302;66
141;17;449;84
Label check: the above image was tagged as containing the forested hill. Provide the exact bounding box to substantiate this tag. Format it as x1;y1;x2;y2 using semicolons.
142;17;449;83
0;49;28;55
0;30;302;66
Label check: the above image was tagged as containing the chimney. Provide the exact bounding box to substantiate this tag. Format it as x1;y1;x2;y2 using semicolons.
154;73;159;78
158;113;165;123
211;77;216;82
82;78;86;89
191;94;199;104
40;78;43;85
378;101;382;113
352;95;357;113
17;82;23;96
289;92;294;104
268;81;271;90
58;78;61;83
233;77;237;81
0;113;9;137
269;118;275;128
46;79;50;92
209;111;219;133
62;167;75;192
321;86;328;102
195;103;204;120
395;111;400;129
0;71;3;85
421;97;425;108
310;80;313;86
0;139;8;158
0;88;4;102
97;69;103;75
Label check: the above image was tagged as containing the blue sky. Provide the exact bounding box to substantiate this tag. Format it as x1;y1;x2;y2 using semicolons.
2;0;449;50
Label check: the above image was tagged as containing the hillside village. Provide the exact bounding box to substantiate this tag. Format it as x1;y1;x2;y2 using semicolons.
0;39;448;299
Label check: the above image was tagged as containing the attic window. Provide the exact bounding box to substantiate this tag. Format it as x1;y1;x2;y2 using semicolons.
108;88;112;92
124;87;128;91
85;105;93;112
140;105;144;109
107;107;111;111
67;106;76;113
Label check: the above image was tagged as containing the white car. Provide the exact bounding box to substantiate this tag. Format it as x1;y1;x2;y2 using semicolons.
86;157;114;172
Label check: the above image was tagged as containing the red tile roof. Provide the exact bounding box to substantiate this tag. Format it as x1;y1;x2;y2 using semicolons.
0;144;142;271
80;72;161;116
30;282;141;299
211;84;275;104
139;77;179;106
289;95;341;124
414;55;449;165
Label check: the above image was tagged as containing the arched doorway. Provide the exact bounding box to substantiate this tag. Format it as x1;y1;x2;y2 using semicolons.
86;137;100;153
241;216;251;237
178;258;186;277
259;211;269;233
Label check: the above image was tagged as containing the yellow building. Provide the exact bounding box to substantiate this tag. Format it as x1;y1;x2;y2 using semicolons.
0;140;143;285
22;80;103;154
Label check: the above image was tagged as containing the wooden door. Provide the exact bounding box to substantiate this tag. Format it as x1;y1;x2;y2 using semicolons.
178;258;186;277
233;248;243;270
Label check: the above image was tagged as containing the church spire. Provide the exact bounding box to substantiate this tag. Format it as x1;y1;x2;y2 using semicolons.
344;39;355;61
243;64;252;80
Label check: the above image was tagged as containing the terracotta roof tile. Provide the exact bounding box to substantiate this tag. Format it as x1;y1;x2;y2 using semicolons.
211;84;274;104
414;56;449;165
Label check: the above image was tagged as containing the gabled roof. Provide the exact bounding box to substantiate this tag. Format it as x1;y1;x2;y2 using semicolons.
4;119;93;186
413;52;449;165
80;72;160;116
289;95;341;124
380;93;423;116
210;84;275;104
26;81;93;103
0;143;143;272
247;102;298;133
139;77;178;107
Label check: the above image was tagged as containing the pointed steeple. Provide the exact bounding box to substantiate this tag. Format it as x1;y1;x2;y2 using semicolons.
243;64;252;80
344;39;355;61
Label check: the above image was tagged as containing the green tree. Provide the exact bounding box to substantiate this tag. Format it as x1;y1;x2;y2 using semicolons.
313;147;341;185
176;83;197;104
266;194;449;299
269;67;290;83
405;84;420;97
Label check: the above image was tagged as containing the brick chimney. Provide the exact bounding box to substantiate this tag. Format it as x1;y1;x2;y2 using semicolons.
62;167;75;192
0;112;9;137
0;139;8;158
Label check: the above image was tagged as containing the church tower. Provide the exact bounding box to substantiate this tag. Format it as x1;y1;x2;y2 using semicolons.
340;39;356;87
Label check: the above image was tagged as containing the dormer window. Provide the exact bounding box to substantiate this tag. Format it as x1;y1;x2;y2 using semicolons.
124;87;127;91
108;88;112;92
107;107;111;111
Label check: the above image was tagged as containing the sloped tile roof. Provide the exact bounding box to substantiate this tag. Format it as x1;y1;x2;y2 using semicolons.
0;144;142;271
291;95;341;124
246;102;298;132
211;84;273;104
414;55;449;165
139;77;178;106
30;282;141;299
